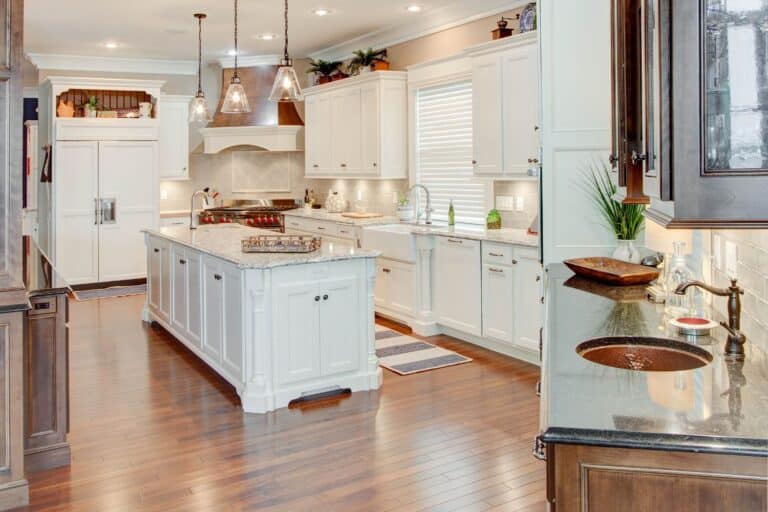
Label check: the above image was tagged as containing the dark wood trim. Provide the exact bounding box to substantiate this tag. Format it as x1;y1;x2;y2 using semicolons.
646;206;768;229
658;0;673;200
70;278;146;292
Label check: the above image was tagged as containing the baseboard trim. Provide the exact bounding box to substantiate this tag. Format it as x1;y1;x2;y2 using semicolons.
0;479;29;510
438;325;540;366
25;443;71;473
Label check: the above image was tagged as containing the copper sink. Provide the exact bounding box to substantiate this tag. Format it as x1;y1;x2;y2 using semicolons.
576;337;713;372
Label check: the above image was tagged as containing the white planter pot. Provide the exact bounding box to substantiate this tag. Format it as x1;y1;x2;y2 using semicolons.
613;239;642;263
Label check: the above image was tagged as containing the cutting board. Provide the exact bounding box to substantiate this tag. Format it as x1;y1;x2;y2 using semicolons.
340;212;383;219
564;257;660;286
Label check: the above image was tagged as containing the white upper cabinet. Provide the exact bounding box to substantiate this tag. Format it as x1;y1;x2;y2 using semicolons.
303;71;407;179
158;95;191;180
468;33;539;177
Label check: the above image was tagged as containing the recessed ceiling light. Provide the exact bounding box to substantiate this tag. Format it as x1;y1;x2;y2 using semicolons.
313;8;331;16
103;41;119;49
406;5;423;13
258;33;276;41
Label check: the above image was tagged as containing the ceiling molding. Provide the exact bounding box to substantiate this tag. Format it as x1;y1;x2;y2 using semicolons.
27;53;197;75
308;0;529;62
218;54;281;69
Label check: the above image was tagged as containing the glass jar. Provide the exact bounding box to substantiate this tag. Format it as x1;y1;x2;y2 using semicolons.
664;241;695;317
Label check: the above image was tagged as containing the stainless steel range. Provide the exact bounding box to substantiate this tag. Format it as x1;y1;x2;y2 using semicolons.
199;199;298;232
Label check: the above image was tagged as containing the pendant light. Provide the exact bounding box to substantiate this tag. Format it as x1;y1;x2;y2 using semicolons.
269;0;303;102
222;0;251;113
189;13;213;122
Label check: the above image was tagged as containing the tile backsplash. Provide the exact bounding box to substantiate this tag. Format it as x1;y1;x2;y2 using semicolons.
161;148;407;215
493;180;539;230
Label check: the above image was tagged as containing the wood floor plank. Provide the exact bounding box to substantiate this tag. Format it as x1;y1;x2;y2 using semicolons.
19;295;545;511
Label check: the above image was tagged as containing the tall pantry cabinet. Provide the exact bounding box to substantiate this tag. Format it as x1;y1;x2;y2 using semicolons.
38;77;162;285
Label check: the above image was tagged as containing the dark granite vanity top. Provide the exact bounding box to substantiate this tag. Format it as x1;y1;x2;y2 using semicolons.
540;264;768;457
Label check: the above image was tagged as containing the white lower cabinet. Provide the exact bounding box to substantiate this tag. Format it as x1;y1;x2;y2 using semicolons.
171;244;188;335
170;245;203;350
482;263;515;343
273;274;361;386
202;256;224;363
512;254;542;353
375;258;415;319
433;237;482;336
221;263;243;380
186;250;203;348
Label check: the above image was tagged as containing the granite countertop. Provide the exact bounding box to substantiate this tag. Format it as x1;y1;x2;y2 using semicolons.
24;236;71;297
144;225;380;269
540;264;768;457
283;208;399;226
160;209;197;218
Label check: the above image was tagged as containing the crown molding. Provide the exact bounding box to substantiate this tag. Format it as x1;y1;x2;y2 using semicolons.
308;0;529;62
27;53;197;75
218;54;281;69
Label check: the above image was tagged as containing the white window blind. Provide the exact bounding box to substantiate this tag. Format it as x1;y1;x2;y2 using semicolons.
415;79;486;225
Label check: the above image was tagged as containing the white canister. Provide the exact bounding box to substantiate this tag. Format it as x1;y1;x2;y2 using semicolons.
326;191;347;213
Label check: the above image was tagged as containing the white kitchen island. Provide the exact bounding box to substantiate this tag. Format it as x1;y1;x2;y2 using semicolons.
142;224;382;414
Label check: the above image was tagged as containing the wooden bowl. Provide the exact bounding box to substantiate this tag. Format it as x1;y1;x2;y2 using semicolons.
564;257;660;286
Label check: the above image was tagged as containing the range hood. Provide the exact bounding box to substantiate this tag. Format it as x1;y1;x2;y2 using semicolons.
200;64;304;154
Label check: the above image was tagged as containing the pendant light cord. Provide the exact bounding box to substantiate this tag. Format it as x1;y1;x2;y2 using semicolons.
197;15;203;95
234;0;240;77
283;0;289;63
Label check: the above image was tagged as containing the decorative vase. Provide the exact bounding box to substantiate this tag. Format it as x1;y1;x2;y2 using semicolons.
373;61;390;71
85;107;97;118
396;205;413;222
139;102;153;118
325;191;347;213
613;239;641;263
317;75;333;85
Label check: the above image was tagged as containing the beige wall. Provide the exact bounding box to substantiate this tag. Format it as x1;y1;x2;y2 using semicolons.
387;8;526;69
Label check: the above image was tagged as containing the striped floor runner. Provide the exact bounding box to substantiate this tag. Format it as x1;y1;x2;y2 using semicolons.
375;325;472;375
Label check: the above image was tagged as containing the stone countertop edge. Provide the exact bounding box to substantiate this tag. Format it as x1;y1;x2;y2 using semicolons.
144;226;381;270
0;289;31;313
540;263;768;458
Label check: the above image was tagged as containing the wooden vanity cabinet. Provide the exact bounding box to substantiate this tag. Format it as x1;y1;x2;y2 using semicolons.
546;443;768;511
612;0;768;227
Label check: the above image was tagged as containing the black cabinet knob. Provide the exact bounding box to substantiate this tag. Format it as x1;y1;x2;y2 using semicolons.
323;294;329;301
179;259;186;265
214;274;222;281
315;296;321;302
154;248;160;253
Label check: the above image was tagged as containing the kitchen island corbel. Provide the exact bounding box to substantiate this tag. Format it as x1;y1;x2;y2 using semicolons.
142;225;382;413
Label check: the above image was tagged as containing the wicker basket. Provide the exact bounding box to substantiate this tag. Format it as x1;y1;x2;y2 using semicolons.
241;235;322;253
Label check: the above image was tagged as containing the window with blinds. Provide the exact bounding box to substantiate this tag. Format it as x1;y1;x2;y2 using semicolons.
414;79;486;225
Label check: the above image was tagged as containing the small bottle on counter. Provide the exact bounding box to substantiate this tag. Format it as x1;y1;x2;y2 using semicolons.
448;199;455;226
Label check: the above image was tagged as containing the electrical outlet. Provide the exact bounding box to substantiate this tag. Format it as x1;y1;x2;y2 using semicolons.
160;188;169;200
495;195;515;211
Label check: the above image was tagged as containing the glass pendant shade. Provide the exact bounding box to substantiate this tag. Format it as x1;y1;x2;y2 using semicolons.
189;93;213;123
221;77;251;113
269;64;303;102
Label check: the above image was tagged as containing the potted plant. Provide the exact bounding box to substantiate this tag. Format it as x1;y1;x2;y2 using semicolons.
348;48;389;75
306;59;342;85
83;96;98;118
395;193;413;222
586;161;645;262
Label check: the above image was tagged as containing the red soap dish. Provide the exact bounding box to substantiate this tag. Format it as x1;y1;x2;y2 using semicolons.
669;317;718;336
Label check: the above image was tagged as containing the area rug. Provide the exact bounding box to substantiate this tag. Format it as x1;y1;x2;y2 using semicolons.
375;325;472;375
73;284;147;301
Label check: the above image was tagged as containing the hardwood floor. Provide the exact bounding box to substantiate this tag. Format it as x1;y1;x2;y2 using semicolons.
20;295;545;511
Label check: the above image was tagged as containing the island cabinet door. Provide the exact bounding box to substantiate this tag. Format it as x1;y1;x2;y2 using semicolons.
273;281;322;385
159;239;172;323
201;257;223;363
318;276;360;377
220;264;243;381
186;250;202;349
171;244;188;335
147;237;162;314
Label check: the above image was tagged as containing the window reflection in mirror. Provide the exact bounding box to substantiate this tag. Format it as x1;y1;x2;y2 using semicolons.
705;0;768;173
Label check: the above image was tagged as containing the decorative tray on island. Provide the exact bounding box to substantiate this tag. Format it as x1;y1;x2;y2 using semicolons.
564;257;660;286
241;235;322;254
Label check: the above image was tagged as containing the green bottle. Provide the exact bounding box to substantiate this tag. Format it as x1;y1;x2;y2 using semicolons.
448;199;455;226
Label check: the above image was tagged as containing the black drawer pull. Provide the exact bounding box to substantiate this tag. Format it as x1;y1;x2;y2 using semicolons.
179;259;186;265
214;274;222;281
315;295;321;302
154;248;160;253
34;302;51;310
323;294;329;301
488;252;504;257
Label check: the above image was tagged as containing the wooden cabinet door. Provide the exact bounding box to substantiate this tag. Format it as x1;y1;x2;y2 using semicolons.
502;43;540;175
97;141;157;282
186;250;202;349
158;96;190;180
319;276;360;377
54;141;99;285
331;88;362;174
273;280;321;385
201;257;223;363
433;237;482;336
360;83;380;175
221;263;243;381
304;94;332;175
472;54;503;176
170;244;188;335
482;263;515;343
513;257;542;353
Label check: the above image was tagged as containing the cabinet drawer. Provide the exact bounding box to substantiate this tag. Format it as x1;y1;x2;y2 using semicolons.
29;296;57;316
284;217;314;233
311;221;335;236
438;236;481;251
335;225;358;240
482;242;514;266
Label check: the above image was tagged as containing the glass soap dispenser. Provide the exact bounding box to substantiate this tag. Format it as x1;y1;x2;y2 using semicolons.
664;241;696;317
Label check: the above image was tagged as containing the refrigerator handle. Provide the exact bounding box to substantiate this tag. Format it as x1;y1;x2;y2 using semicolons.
94;198;101;225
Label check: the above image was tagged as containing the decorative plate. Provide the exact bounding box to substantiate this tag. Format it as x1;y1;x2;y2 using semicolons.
519;3;537;33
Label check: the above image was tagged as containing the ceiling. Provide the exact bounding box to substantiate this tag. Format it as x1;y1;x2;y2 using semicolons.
24;0;515;63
